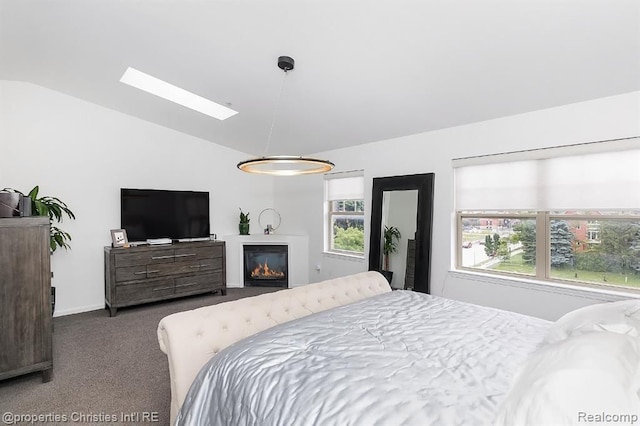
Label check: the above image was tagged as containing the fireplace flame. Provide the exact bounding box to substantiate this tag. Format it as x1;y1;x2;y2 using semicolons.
251;260;285;279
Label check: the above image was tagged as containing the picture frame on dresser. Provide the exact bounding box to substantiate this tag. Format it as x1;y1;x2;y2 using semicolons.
110;229;128;247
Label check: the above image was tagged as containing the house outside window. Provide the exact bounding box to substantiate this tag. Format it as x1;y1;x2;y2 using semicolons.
454;137;640;294
324;171;365;257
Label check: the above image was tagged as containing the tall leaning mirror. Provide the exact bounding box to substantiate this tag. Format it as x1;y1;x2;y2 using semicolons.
368;173;435;293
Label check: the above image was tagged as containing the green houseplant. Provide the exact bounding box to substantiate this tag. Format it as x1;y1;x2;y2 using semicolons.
239;208;250;235
382;226;401;283
2;186;75;252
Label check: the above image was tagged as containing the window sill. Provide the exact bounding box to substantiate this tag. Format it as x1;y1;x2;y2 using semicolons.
448;269;640;302
323;251;365;262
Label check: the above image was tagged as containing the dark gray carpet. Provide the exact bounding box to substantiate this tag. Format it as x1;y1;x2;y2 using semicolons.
0;288;278;425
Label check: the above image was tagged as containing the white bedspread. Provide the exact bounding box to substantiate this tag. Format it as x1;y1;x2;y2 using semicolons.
176;291;550;426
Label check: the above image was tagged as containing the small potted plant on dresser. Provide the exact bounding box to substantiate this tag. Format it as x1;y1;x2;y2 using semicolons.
239;208;250;235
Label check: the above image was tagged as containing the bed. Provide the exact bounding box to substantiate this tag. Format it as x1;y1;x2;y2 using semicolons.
158;272;640;426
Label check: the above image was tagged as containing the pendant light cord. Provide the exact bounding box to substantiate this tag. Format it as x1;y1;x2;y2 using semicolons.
263;69;289;157
237;56;334;175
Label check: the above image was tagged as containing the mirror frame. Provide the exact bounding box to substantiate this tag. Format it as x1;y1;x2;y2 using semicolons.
368;173;435;293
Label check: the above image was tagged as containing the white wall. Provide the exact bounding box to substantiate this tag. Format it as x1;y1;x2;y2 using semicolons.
0;80;275;316
274;90;640;320
2;81;638;320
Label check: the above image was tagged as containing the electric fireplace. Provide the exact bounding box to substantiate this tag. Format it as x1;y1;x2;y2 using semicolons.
243;245;288;288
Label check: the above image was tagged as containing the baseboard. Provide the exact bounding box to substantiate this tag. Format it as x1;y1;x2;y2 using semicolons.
226;283;243;288
53;303;105;318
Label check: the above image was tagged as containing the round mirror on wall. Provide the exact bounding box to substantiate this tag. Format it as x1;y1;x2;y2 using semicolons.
259;208;281;234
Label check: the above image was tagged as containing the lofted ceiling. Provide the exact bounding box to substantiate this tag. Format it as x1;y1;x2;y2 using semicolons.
1;0;638;156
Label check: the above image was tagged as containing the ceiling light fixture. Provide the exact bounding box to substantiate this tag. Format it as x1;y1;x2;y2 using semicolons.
120;67;238;120
237;56;334;176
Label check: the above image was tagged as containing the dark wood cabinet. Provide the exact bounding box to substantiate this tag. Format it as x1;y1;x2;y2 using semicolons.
104;241;226;316
404;239;415;290
0;217;53;383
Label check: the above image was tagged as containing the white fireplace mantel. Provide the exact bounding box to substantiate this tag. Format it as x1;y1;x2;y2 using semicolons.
222;234;309;288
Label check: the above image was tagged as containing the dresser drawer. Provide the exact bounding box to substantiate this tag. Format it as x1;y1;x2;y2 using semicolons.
115;249;175;267
115;278;175;302
115;266;148;282
146;261;215;277
145;262;193;278
174;245;222;262
174;272;223;294
183;257;223;273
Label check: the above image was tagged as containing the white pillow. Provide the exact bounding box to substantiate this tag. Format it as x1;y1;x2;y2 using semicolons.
545;299;640;345
495;332;640;426
495;333;640;426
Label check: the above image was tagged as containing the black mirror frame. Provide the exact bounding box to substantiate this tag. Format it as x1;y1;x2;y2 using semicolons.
368;173;435;293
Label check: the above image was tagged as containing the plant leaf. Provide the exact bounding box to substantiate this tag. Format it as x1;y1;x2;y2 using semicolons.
33;200;48;217
28;186;39;199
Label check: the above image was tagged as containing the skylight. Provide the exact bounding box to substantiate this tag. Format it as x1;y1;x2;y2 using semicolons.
119;67;238;120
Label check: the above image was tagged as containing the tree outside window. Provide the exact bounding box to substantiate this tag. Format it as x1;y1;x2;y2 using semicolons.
330;199;364;254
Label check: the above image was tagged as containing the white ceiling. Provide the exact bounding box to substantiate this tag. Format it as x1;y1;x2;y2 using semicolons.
1;0;638;156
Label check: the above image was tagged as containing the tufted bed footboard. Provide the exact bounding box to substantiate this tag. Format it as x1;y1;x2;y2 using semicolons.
157;271;391;423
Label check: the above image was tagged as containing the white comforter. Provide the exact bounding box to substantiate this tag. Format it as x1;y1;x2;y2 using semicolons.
176;291;550;426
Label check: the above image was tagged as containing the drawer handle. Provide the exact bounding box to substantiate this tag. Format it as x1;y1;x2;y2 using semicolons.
175;282;198;288
147;269;160;274
189;265;201;269
133;271;147;275
175;253;197;258
151;255;175;260
153;286;173;291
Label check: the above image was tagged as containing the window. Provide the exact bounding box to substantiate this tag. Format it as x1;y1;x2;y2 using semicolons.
324;171;365;256
459;212;537;277
454;137;640;293
586;221;600;242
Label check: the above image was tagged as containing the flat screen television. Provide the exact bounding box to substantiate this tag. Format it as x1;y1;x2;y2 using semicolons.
120;188;210;242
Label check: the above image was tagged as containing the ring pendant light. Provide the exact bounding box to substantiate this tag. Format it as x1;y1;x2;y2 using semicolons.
237;56;335;176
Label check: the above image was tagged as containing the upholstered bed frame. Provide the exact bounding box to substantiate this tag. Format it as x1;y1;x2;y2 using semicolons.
157;271;391;423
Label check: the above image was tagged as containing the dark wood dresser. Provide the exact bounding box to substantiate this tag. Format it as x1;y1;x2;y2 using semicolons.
0;217;53;382
104;240;226;316
404;239;416;290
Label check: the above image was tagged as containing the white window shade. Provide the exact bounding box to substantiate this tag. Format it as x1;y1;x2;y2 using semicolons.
455;160;539;210
325;171;364;201
454;137;640;211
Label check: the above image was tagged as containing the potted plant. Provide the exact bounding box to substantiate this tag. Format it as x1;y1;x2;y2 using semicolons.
239;208;250;235
381;226;401;284
2;186;75;252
